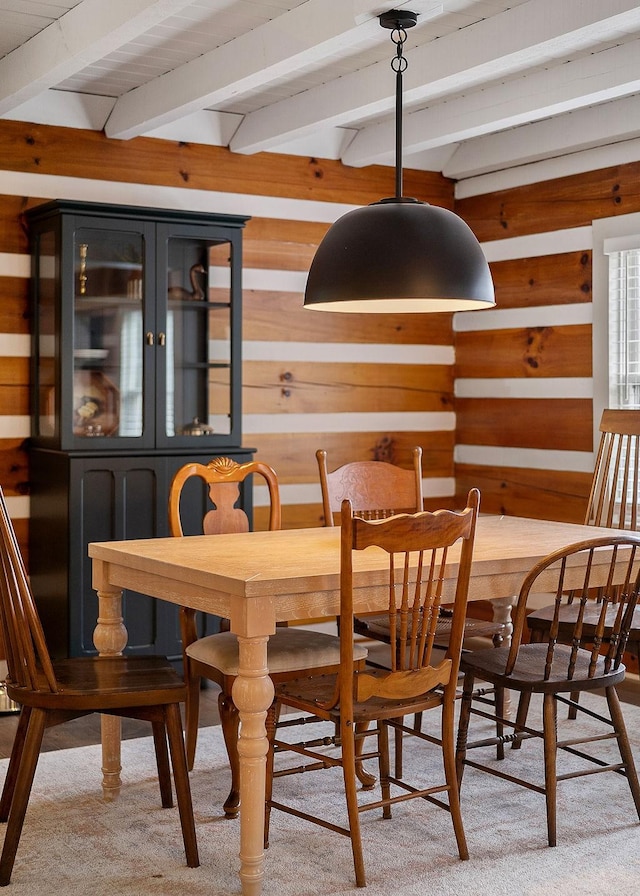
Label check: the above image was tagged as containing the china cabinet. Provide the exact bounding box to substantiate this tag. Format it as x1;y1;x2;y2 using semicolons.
26;200;252;660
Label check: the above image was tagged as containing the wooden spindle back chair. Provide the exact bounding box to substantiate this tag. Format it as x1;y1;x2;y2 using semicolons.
266;489;480;888
527;409;640;711
168;457;365;817
316;447;505;654
0;486;198;885
456;534;640;848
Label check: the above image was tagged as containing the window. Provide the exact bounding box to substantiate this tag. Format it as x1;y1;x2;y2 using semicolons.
607;247;640;409
592;212;640;448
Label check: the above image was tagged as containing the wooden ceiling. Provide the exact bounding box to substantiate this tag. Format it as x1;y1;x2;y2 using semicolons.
1;1;639;184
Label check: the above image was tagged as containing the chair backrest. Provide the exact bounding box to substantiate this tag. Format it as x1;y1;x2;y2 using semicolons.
334;489;480;715
316;447;423;527
586;409;640;529
0;487;58;695
168;457;281;536
509;534;640;681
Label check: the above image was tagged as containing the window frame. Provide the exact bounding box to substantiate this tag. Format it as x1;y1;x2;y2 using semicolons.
592;212;640;449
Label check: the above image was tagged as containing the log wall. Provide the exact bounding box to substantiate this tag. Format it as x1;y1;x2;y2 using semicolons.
3;120;640;553
0;120;455;555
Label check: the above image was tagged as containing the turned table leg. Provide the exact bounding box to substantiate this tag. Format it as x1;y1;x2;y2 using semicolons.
231;634;275;896
488;595;514;714
92;581;128;801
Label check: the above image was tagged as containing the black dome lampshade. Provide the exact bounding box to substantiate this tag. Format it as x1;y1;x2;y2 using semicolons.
304;9;495;314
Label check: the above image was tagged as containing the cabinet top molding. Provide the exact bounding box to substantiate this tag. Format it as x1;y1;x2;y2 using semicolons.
25;199;251;229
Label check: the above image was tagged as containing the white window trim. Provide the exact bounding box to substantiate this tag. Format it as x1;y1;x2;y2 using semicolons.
592;212;640;449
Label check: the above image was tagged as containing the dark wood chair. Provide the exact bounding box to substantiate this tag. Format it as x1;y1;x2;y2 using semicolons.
168;457;367;817
0;486;199;886
317;447;506;651
526;409;640;715
455;534;640;848
265;489;480;888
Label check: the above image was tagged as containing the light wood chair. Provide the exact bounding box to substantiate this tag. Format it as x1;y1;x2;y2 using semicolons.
526;409;640;715
317;448;506;651
455;534;640;848
0;486;199;885
265;490;480;888
168;457;367;817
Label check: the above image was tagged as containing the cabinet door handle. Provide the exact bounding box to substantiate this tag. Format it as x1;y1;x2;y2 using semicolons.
146;331;154;345
158;332;166;346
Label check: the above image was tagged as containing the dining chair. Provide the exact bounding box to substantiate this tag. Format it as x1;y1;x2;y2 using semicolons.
455;534;640;848
265;489;480;888
317;447;506;652
525;409;640;719
0;486;199;885
168;456;367;817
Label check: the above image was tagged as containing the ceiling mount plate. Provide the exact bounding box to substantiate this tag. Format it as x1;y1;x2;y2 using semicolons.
379;10;418;30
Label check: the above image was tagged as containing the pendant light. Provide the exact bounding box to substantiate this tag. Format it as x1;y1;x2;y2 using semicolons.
304;9;495;314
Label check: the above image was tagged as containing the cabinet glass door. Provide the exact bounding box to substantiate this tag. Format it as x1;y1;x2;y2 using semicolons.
164;236;233;441
73;228;145;440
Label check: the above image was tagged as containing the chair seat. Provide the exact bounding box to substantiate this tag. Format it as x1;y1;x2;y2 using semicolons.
186;628;367;676
460;642;626;693
7;656;186;710
277;668;445;723
528;602;640;637
354;611;504;644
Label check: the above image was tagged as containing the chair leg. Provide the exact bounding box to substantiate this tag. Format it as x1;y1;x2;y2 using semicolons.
264;700;280;849
442;697;468;861
0;706;47;886
494;685;505;761
183;656;201;771
378;721;391;819
567;689;580;720
218;690;241;818
0;707;31;823
151;719;173;808
542;693;558;848
354;721;376;789
341;719;366;888
394;718;403;779
605;686;640;819
511;690;531;751
164;702;200;869
455;671;474;787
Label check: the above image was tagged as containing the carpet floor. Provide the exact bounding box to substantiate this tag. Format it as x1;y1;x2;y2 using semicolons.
1;691;639;895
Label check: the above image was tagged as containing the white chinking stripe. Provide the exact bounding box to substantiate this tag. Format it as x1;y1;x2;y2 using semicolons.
455;377;592;399
255;478;456;507
0;170;356;223
244;412;455;434
454;301;592;333
455;444;594;474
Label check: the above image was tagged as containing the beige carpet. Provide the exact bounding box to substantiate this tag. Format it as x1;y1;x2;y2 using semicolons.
1;692;640;895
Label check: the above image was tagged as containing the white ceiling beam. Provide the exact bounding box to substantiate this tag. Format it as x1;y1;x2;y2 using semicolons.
0;0;195;116
104;0;384;141
0;90;115;131
342;38;640;167
444;94;640;180
230;0;640;155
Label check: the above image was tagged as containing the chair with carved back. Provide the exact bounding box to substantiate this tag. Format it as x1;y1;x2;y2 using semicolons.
168;457;368;817
265;490;480;888
0;486;199;885
455;534;640;848
317;447;506;652
525;409;640;720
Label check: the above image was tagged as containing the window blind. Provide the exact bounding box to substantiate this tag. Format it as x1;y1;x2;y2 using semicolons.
608;247;640;409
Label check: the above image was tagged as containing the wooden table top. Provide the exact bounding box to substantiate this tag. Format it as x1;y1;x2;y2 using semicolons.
89;514;626;624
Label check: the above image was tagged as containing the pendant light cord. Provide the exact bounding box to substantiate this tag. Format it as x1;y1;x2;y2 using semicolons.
390;24;409;200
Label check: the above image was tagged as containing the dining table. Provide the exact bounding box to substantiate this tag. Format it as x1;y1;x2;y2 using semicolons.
88;513;632;896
